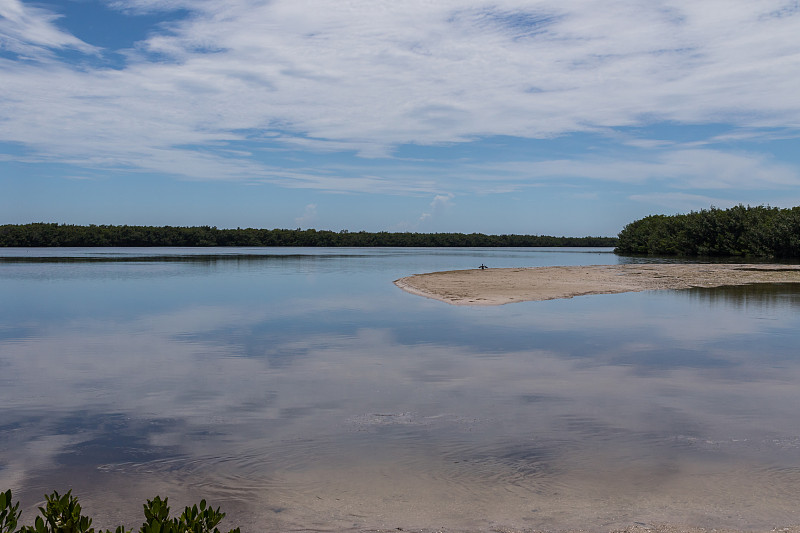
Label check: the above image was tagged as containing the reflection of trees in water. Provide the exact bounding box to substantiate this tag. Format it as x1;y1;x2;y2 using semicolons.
683;283;800;310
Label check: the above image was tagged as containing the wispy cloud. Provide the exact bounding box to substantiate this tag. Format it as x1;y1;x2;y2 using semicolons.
1;0;800;194
628;192;734;212
464;148;800;191
0;0;97;57
419;193;455;224
658;149;800;189
295;203;318;227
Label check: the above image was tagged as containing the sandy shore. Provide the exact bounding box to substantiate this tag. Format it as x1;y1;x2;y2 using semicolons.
369;527;800;533
394;263;800;305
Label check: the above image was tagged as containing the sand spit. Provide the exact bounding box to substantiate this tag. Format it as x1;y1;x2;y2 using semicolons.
369;525;800;533
394;263;800;306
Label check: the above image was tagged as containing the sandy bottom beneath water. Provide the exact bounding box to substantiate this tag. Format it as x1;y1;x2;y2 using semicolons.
31;462;800;533
395;264;800;305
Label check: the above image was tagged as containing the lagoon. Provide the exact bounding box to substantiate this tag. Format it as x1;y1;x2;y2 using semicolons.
2;247;800;532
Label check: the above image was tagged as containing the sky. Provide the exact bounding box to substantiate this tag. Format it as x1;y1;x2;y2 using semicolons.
1;0;800;237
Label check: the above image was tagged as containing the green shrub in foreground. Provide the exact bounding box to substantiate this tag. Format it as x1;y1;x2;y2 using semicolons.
1;489;240;533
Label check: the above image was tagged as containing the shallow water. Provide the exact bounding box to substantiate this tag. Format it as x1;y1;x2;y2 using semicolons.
2;247;800;532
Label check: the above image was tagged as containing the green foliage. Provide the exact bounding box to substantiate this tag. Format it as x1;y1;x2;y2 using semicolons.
139;496;236;533
1;490;21;533
0;490;238;533
0;223;617;248
615;204;800;258
19;490;96;533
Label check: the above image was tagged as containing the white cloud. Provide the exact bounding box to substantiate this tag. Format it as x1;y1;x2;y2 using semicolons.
0;0;97;57
1;0;800;192
628;192;733;212
659;149;800;189
465;148;800;190
419;193;455;223
295;203;318;227
430;193;455;211
106;0;203;15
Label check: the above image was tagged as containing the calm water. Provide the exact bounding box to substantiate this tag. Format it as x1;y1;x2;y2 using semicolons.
2;247;800;532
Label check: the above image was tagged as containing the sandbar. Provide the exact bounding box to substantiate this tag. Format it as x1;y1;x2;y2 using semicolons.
394;263;800;305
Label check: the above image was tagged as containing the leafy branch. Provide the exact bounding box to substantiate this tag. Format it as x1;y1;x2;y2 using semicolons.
1;490;239;533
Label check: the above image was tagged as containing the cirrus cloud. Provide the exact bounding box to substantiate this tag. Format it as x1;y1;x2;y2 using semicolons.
1;0;799;197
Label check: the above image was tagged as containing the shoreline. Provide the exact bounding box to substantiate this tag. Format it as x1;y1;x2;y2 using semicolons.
394;263;800;305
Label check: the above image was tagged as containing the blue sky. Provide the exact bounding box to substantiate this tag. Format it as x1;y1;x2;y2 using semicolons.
2;0;800;237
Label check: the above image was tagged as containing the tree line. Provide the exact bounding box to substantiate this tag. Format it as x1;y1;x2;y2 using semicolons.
615;204;800;258
0;223;618;248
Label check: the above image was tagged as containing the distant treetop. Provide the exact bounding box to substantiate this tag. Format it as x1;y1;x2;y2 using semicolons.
615;205;800;258
0;223;617;248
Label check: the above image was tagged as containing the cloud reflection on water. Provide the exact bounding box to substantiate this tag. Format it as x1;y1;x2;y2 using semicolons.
3;260;800;530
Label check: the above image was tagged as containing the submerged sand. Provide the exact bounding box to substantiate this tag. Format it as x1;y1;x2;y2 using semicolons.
394;263;800;305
